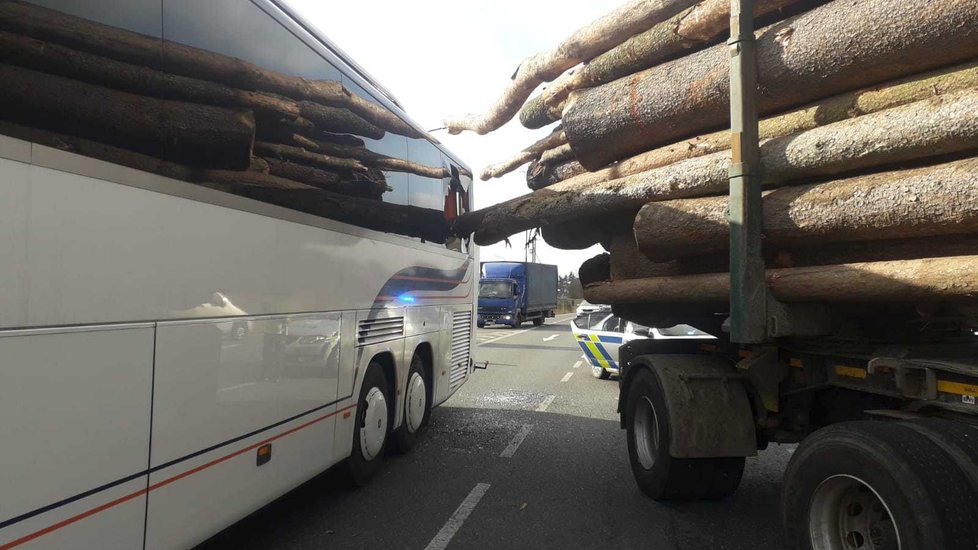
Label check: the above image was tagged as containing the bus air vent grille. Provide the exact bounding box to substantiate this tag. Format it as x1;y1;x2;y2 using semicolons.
357;317;404;346
450;310;472;390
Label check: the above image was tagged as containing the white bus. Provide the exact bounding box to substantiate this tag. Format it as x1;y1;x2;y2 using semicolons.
0;1;475;548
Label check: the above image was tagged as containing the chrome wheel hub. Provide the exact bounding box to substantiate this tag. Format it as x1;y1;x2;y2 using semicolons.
809;475;900;550
404;371;427;434
360;386;388;460
633;396;660;470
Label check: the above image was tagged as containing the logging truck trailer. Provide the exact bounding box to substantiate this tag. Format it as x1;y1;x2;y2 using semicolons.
608;1;978;548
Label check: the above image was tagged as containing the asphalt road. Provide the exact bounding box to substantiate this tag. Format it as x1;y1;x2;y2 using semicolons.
199;315;792;549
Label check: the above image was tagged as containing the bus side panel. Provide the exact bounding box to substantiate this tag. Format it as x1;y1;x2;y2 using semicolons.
145;316;342;550
0;327;153;550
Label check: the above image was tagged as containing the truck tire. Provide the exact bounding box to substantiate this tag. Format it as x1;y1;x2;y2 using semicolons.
783;421;978;550
624;368;744;500
477;321;485;328
392;354;431;454
346;362;391;486
532;316;544;326
899;418;978;498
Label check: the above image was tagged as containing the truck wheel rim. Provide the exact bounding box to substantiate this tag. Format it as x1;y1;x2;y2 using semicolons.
633;396;660;470
405;371;426;434
360;387;388;460
809;474;900;550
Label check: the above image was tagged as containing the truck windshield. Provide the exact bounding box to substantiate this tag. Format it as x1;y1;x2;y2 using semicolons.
479;281;513;298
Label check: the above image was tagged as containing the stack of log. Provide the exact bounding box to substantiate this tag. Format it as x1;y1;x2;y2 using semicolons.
449;0;978;314
0;0;455;242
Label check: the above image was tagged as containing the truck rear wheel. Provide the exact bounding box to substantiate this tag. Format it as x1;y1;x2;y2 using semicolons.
624;368;744;500
783;421;978;550
532;316;544;326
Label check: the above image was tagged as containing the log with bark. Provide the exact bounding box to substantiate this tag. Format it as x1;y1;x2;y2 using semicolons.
635;158;978;261
519;0;804;129
299;102;385;140
197;179;450;243
442;0;701;134
306;139;449;179
0;63;255;169
539;60;978;191
456;87;978;246
262;157;389;199
0;30;302;123
480;126;566;180
584;256;978;305
0;0;423;138
526;158;587;190
562;0;978;169
0;121;195;181
254;142;368;173
540;211;635;250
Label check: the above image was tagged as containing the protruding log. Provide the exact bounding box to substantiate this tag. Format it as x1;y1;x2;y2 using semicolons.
610;233;727;279
518;93;565;130
0;121;194;181
299;102;385;140
443;0;700;134
0;30;301;122
262;157;388;199
563;0;978;169
556;60;978;190
254;142;367;173
480;126;566;180
541;212;634;250
0;0;422;138
458;88;978;245
521;0;804;129
0;63;254;169
197;179;450;243
318;133;366;148
584;256;978;305
526;158;587;190
307;140;449;179
579;253;611;286
635;158;978;261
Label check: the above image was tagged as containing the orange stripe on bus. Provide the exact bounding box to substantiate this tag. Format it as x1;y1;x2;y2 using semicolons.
0;403;357;550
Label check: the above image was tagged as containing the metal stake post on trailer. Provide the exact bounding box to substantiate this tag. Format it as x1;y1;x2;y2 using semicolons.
727;0;769;344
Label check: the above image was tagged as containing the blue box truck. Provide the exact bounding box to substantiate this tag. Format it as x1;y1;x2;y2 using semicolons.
478;261;558;327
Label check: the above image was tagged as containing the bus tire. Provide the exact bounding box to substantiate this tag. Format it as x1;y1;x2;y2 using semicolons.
347;362;391;486
783;421;978;550
393;354;430;454
625;368;744;500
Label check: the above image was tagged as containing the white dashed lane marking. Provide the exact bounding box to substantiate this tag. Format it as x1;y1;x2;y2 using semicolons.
500;424;534;458
536;395;555;412
560;372;574;383
424;483;492;550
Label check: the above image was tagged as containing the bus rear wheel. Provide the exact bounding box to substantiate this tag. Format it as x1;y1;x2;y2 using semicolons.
783;421;978;550
393;354;430;453
346;362;390;486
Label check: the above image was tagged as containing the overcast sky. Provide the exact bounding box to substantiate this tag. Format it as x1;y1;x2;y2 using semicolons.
284;0;620;276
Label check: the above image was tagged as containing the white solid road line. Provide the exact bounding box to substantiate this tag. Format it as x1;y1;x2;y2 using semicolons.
424;483;492;550
561;372;574;383
543;334;559;342
536;395;556;412
500;424;534;458
572;360;582;369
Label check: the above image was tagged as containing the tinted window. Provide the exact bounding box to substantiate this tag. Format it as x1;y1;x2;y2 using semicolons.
0;1;463;247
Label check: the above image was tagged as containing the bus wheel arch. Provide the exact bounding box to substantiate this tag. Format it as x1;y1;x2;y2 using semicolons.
393;344;433;453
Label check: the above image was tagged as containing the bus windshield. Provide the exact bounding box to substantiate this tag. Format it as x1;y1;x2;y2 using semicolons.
479;281;513;298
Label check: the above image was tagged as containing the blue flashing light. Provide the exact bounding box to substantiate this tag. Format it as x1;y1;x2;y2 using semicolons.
397;294;416;303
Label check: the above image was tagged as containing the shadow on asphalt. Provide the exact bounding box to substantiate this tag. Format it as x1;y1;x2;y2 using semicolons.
196;406;788;550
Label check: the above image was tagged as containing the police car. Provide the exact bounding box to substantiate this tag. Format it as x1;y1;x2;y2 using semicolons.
571;312;714;379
